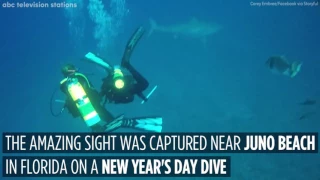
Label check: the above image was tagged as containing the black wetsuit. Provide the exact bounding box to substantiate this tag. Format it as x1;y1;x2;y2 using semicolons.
100;26;149;104
60;73;114;131
100;64;149;104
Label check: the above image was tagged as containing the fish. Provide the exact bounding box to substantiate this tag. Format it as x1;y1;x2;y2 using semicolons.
299;99;316;106
148;17;222;42
265;55;302;78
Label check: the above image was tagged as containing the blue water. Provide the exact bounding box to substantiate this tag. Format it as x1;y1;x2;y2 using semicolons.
0;0;319;179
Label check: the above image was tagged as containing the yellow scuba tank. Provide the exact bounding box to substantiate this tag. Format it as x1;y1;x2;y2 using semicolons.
65;77;101;127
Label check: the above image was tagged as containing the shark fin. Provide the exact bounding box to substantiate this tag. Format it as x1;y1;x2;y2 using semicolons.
148;18;158;37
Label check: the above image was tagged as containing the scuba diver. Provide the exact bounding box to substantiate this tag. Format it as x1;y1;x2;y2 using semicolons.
59;64;115;132
50;63;162;133
85;26;157;105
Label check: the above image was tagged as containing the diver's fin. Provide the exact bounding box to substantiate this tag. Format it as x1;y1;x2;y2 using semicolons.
148;18;157;37
118;116;163;133
105;115;162;133
135;124;162;133
141;85;158;104
290;61;302;78
134;117;162;132
121;26;145;67
104;114;125;132
133;117;163;133
85;52;113;72
115;114;125;120
135;117;163;125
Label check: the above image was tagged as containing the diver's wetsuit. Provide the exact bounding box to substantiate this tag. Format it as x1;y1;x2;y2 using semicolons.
100;26;149;104
125;62;149;97
60;73;115;131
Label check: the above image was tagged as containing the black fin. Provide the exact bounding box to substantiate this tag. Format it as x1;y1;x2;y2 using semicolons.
121;26;145;67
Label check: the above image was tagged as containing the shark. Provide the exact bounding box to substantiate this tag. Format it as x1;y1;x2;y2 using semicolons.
148;17;222;42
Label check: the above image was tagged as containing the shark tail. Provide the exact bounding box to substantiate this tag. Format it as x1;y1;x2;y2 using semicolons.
290;61;303;78
148;18;158;37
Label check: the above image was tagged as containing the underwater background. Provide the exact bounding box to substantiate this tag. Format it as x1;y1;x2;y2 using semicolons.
0;0;319;179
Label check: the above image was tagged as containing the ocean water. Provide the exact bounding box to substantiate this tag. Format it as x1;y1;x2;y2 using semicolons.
0;0;319;179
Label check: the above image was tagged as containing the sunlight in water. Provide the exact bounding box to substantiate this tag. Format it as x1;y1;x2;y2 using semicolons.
64;0;128;53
